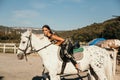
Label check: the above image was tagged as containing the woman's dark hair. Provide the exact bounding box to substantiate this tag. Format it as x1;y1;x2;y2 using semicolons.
42;25;53;34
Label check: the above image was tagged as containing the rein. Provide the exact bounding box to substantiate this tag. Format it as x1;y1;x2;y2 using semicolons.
18;34;52;61
25;43;52;54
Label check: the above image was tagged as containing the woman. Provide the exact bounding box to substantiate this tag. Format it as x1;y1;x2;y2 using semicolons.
42;25;79;74
42;25;64;46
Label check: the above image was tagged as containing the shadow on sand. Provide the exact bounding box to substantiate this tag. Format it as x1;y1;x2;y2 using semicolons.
32;76;45;80
0;76;4;80
60;73;89;80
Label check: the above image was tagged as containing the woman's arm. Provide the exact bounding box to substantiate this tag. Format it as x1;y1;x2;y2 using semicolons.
51;35;65;46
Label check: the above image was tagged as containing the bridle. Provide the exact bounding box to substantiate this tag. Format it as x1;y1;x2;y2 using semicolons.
18;34;33;61
18;34;52;61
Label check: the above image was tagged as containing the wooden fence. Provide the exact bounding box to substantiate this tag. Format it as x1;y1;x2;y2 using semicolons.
0;43;18;54
0;42;87;54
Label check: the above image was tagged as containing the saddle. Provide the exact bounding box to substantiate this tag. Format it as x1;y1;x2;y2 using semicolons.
59;41;84;62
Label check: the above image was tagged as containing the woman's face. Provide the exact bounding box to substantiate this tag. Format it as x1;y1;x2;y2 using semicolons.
42;27;50;36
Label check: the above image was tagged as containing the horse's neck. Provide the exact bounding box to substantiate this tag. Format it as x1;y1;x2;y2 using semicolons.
31;33;59;56
31;34;50;49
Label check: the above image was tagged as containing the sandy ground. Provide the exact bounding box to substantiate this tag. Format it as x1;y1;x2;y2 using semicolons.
0;53;120;80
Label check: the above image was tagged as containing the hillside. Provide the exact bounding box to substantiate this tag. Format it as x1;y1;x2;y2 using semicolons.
58;17;120;42
0;26;42;43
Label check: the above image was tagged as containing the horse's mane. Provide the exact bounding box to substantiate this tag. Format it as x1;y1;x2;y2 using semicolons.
34;33;44;39
32;32;52;46
22;31;50;45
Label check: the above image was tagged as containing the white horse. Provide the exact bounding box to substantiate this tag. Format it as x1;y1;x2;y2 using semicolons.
96;39;120;75
17;30;113;80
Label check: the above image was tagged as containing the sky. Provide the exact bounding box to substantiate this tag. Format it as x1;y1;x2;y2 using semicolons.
0;0;120;30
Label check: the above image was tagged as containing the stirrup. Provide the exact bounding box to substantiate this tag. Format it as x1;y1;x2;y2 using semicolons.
57;72;64;75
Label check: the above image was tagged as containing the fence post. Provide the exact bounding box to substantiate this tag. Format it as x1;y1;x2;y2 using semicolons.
14;44;16;54
3;44;5;53
0;43;18;54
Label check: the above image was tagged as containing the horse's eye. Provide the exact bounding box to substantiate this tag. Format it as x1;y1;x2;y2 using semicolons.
22;41;26;44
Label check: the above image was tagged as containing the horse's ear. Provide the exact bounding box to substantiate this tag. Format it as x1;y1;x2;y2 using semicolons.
27;29;32;34
21;33;23;36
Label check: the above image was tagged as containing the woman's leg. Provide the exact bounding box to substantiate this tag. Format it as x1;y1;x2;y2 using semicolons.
69;56;80;73
60;62;67;74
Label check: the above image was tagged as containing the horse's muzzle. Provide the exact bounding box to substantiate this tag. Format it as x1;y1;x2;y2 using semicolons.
17;53;24;60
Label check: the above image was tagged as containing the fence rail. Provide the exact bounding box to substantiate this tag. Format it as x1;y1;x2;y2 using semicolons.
0;43;18;54
0;42;87;54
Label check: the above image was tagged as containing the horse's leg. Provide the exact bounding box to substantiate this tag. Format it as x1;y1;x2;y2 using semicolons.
43;61;60;80
49;70;60;80
90;59;108;80
88;67;98;80
90;65;107;80
48;63;61;80
113;50;117;75
88;69;94;80
106;55;114;80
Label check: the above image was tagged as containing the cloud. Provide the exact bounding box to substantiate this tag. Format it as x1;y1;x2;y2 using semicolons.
30;0;52;9
10;10;41;27
30;0;83;10
31;3;49;9
68;0;83;3
52;0;64;4
12;10;40;19
20;20;32;25
10;18;34;26
52;0;83;4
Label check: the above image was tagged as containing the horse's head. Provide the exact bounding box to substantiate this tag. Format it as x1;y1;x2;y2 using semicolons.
17;30;33;60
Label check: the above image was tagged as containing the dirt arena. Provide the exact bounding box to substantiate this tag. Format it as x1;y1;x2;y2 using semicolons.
0;53;120;80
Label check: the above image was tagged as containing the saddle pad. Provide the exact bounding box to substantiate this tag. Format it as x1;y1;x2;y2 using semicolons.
73;47;84;53
73;52;83;61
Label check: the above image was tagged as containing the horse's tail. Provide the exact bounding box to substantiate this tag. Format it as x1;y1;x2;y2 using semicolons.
106;54;114;80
